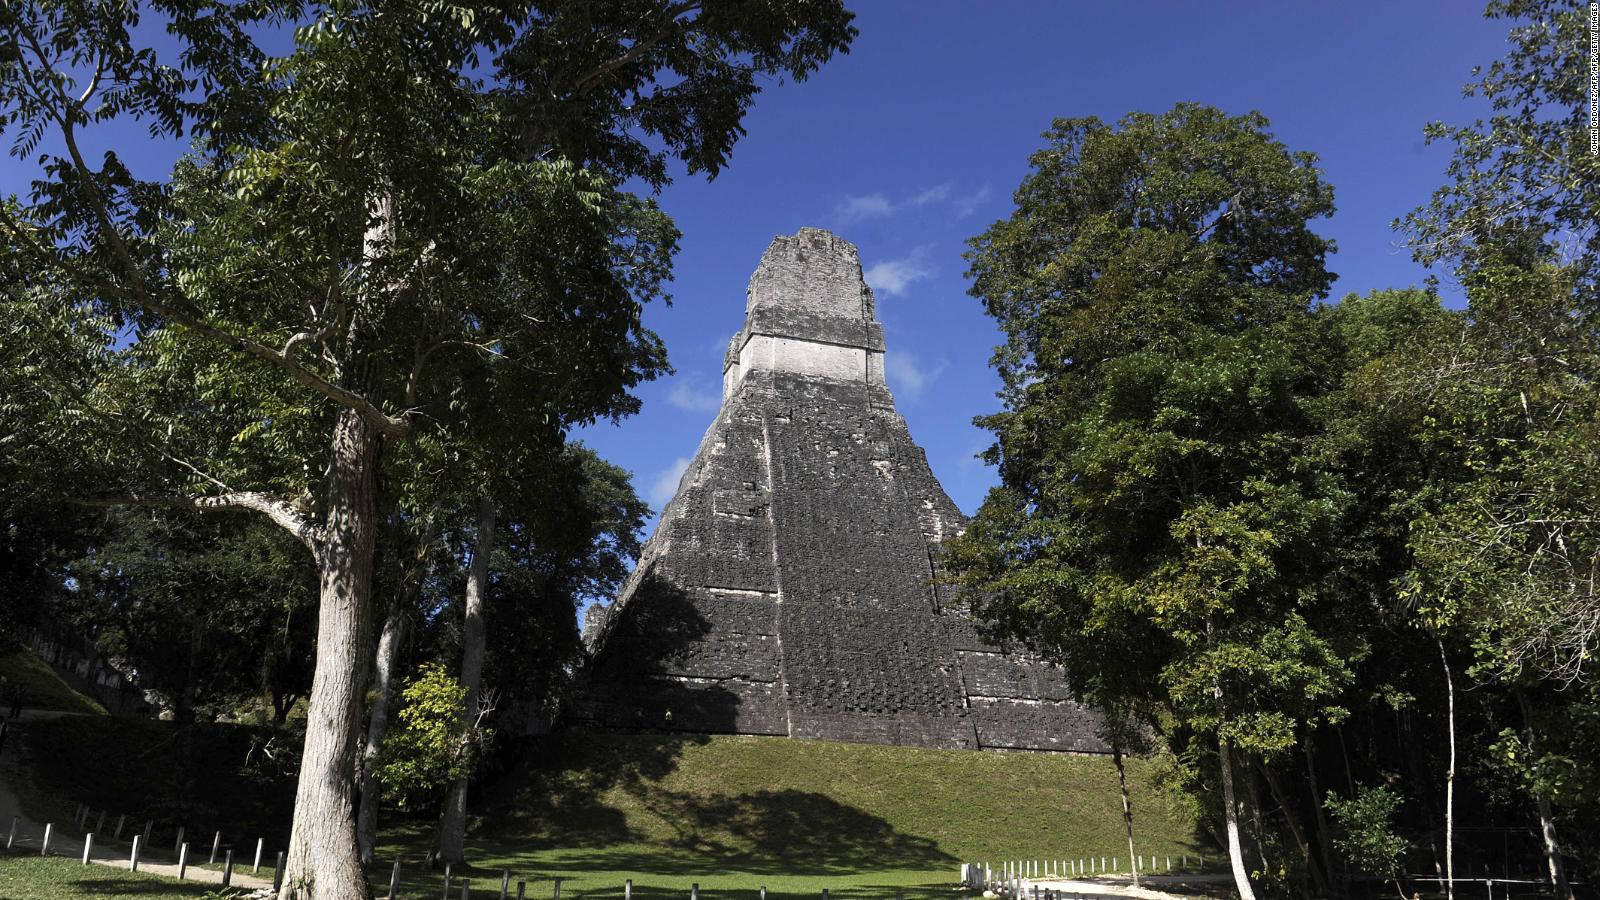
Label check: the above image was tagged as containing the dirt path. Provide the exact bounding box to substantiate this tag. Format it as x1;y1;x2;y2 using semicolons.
0;727;273;891
1018;874;1233;900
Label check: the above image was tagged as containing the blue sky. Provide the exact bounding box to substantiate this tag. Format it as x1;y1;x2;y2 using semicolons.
3;2;1515;539
584;1;1511;526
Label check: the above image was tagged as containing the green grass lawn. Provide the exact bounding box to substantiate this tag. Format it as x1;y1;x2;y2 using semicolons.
3;717;1210;900
0;647;107;715
368;732;1208;900
0;850;254;900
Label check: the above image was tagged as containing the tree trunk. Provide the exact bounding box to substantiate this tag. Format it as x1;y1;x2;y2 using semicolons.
280;405;381;900
1112;735;1140;887
1514;688;1572;900
1219;735;1259;900
1258;758;1326;897
437;496;497;866
1436;634;1456;900
356;600;408;865
1304;737;1337;889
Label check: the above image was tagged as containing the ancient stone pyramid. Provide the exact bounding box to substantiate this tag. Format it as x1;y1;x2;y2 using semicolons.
574;228;1105;752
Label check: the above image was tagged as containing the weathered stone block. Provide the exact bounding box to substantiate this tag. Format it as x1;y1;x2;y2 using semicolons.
573;229;1106;755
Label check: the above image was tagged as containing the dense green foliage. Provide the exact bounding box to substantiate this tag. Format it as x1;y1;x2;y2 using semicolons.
376;663;480;810
948;2;1600;897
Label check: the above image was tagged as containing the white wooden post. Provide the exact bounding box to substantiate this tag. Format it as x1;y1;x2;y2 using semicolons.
178;842;189;880
626;879;634;900
500;869;511;900
82;832;94;865
210;830;221;864
130;834;142;871
7;815;16;849
254;837;264;874
222;848;233;887
388;859;402;900
40;822;51;856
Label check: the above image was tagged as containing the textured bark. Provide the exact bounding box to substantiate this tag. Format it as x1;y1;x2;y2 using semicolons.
437;496;497;866
280;406;381;900
1258;758;1325;897
1219;735;1258;900
356;599;409;865
1515;689;1573;900
1304;738;1337;888
1112;737;1139;887
1437;635;1456;900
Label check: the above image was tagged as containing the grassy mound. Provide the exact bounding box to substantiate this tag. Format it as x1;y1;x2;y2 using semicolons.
374;732;1206;899
0;648;107;715
3;717;1208;899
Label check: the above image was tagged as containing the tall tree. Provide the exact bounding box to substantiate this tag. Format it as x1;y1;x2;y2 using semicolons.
1;2;854;896
948;104;1347;900
1402;4;1600;893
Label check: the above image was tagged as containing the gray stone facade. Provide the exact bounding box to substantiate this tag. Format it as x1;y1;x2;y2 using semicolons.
572;228;1106;753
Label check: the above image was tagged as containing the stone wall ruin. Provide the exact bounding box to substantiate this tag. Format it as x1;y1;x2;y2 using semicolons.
571;228;1106;753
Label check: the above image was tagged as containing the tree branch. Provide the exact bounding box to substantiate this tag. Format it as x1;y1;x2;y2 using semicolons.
80;492;324;556
13;20;411;439
565;1;703;97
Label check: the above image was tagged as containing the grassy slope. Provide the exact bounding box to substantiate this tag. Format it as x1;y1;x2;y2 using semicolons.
4;717;1208;899
0;648;107;715
2;715;297;847
374;732;1206;899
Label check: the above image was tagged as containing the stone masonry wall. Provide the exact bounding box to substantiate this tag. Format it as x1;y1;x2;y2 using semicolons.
572;229;1106;754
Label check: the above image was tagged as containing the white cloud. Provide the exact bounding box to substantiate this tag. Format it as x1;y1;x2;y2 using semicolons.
907;182;952;207
832;183;975;225
647;456;692;509
884;350;947;401
833;192;894;224
667;374;721;413
864;248;936;297
954;185;993;219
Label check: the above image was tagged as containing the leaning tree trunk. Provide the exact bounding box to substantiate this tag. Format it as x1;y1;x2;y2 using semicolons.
1437;634;1456;900
281;405;382;900
356;599;409;865
1514;688;1573;900
1112;735;1140;887
1304;737;1337;889
1219;734;1258;900
1259;758;1326;897
437;497;497;866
